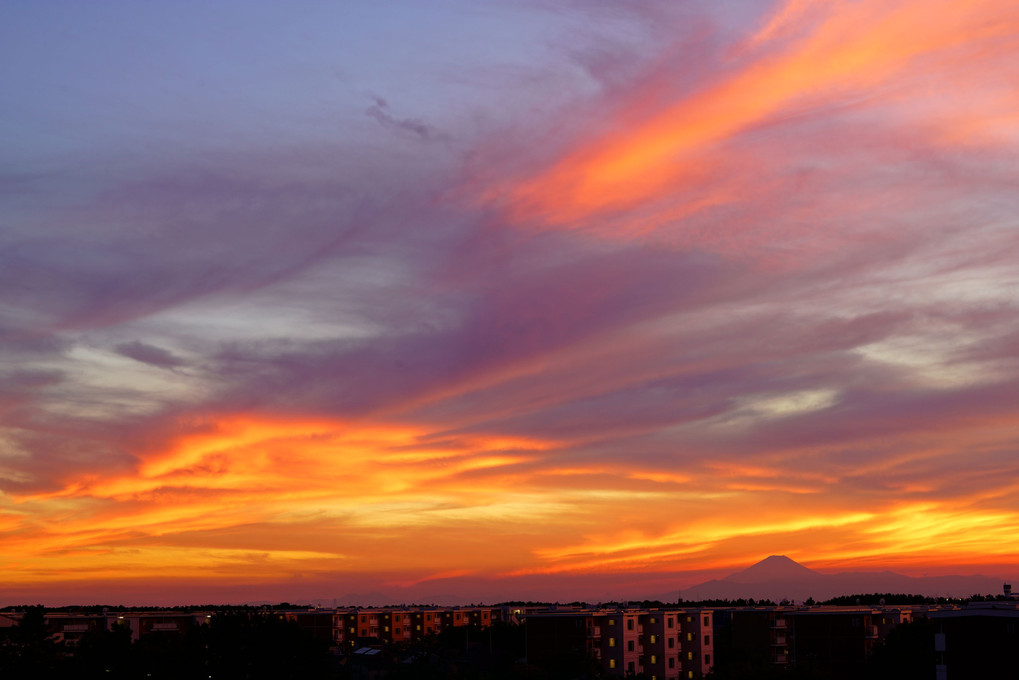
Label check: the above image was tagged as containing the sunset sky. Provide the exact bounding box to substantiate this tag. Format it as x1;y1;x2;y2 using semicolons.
2;0;1019;605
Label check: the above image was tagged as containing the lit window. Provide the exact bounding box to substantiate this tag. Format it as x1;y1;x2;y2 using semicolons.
687;632;692;641
687;652;693;660
608;619;616;626
650;617;656;624
609;637;616;647
651;655;656;664
609;659;616;669
650;634;656;644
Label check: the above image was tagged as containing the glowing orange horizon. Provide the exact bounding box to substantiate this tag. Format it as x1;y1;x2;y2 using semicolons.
3;411;1017;597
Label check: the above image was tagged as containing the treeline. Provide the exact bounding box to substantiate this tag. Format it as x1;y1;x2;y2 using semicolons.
0;602;315;614
817;593;995;606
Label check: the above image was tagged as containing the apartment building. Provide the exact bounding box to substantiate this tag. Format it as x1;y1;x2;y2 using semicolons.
931;602;1019;680
340;605;498;647
719;605;915;679
527;607;714;679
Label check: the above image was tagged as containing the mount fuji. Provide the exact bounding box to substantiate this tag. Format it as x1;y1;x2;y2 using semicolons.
680;555;1012;601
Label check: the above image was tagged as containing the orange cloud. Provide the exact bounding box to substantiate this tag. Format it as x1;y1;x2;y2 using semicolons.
495;0;1019;233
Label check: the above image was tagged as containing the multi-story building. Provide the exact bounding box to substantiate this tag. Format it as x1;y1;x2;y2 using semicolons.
677;609;713;678
331;608;359;651
46;614;108;646
342;606;497;646
931;601;1019;680
721;605;914;679
527;607;714;679
788;607;880;678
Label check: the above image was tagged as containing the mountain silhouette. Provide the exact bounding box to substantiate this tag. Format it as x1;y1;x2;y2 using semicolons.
725;555;819;583
681;555;1012;601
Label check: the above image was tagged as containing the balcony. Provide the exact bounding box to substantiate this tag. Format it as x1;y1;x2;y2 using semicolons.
770;634;787;646
771;653;789;665
770;619;787;629
587;627;601;638
865;625;879;638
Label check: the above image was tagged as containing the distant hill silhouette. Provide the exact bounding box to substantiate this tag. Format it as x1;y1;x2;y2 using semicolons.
680;555;1012;601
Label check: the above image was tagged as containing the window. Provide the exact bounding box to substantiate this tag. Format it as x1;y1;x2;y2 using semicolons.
608;619;616;626
668;618;674;628
628;640;634;651
669;658;675;669
609;637;616;647
705;654;711;665
650;617;656;624
628;662;635;673
686;616;692;623
609;659;616;669
704;615;709;626
395;628;400;635
650;634;656;644
416;625;421;631
651;655;657;664
361;616;367;623
668;638;675;649
688;652;693;660
627;619;634;631
704;635;710;645
688;672;694;679
687;633;692;641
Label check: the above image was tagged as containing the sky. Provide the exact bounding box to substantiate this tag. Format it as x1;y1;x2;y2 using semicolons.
2;0;1018;605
